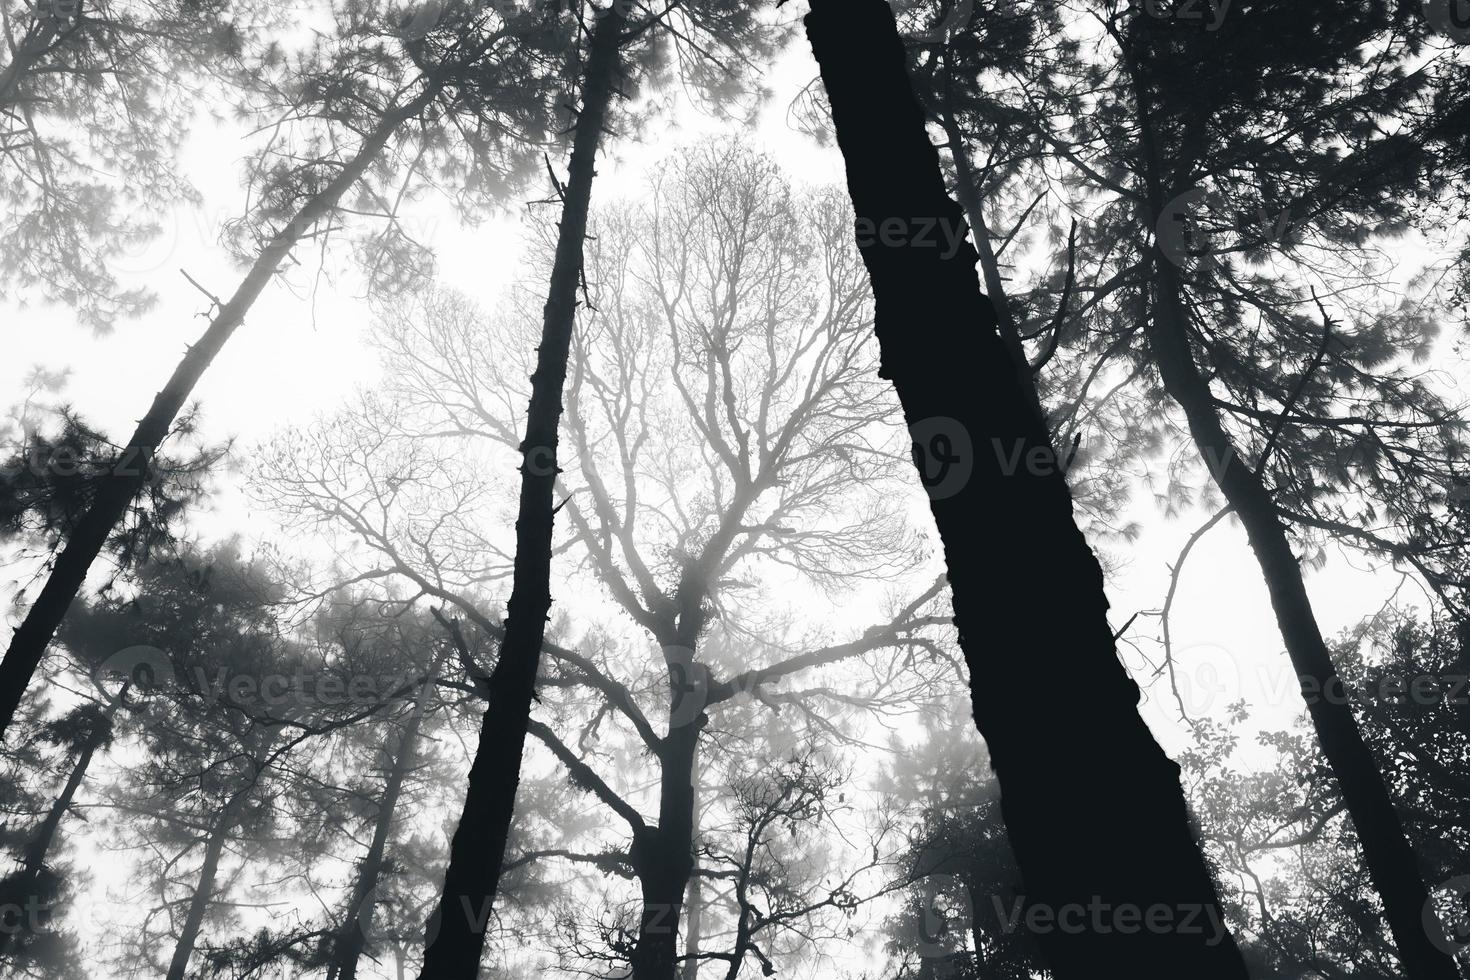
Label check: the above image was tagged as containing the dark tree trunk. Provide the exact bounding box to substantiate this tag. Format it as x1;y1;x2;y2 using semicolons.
333;649;446;980
414;10;625;979
1139;185;1459;980
679;766;704;980
1124;49;1459;980
630;722;699;980
0;704;111;955
803;2;1247;977
0;82;442;741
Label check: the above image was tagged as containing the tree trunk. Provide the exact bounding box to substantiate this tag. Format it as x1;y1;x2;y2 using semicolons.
164;781;252;980
679;764;704;980
803;2;1247;977
1123;46;1459;980
630;722;699;980
334;648;446;980
414;10;625;979
1136;158;1458;980
0;704;111;955
0;80;442;741
1144;259;1458;980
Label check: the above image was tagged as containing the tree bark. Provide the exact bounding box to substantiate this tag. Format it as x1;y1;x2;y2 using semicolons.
803;2;1247;977
0;79;442;741
333;647;446;980
414;10;625;979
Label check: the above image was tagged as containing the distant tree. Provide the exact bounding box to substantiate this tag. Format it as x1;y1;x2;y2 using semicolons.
405;4;788;975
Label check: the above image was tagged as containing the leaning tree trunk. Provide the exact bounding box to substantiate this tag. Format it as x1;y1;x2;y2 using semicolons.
0;80;442;740
164;779;253;980
1137;173;1459;980
333;647;447;980
1125;48;1460;980
414;10;625;979
804;2;1247;977
0;703;112;955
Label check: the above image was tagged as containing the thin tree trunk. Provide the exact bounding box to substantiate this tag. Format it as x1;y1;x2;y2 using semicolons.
937;112;1047;432
414;10;625;979
0;80;442;740
630;722;699;980
1125;47;1459;980
164;779;252;980
1144;254;1458;980
803;2;1247;978
334;648;447;980
0;703;112;954
1132;121;1456;980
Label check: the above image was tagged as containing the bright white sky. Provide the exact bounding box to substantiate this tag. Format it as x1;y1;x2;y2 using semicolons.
0;19;1432;977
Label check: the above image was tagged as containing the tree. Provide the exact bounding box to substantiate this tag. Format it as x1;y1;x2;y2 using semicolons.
803;0;1247;976
409;4;785;975
0;0;572;740
999;3;1465;974
0;0;253;330
879;701;1048;980
258;136;948;979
